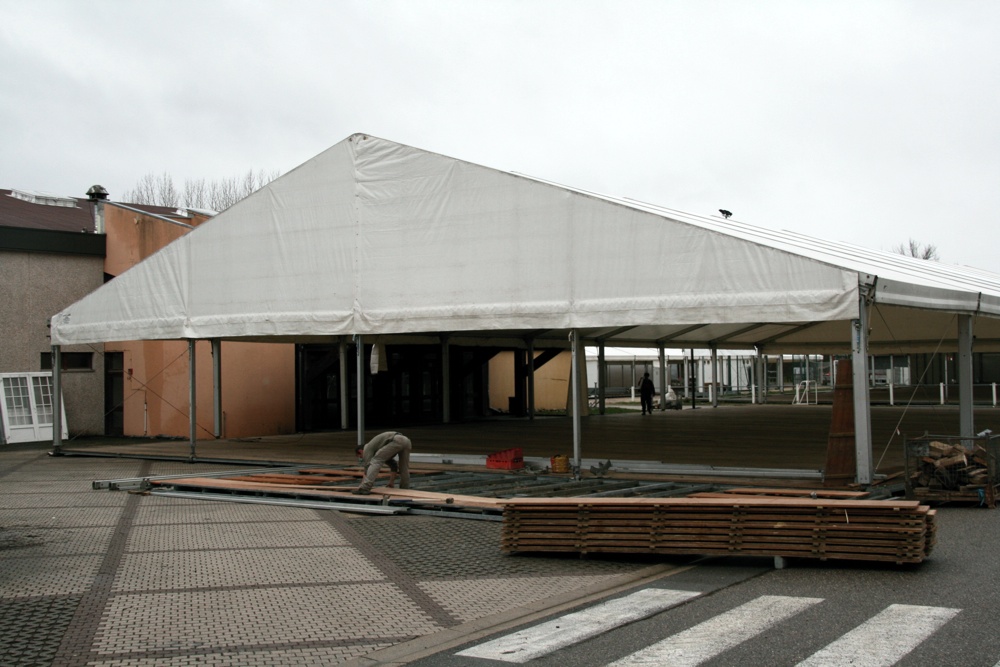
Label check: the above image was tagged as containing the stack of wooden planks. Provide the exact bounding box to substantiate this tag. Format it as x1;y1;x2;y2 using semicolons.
500;496;936;564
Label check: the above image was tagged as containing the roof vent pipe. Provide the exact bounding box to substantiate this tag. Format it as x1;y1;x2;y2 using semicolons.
86;185;108;234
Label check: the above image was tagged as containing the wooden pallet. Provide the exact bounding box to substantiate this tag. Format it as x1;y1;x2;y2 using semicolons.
500;497;936;564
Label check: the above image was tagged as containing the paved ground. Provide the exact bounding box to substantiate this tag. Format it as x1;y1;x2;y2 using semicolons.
0;442;687;667
5;404;997;666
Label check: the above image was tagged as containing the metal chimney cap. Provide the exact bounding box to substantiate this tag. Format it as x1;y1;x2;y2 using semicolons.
86;185;109;201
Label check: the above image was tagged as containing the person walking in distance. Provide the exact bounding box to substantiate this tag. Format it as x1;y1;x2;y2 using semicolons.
353;431;411;495
639;372;655;415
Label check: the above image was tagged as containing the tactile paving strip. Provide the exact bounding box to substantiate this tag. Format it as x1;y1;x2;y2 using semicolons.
0;595;81;666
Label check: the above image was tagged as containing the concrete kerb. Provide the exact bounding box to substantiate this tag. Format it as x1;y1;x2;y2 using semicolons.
340;561;701;666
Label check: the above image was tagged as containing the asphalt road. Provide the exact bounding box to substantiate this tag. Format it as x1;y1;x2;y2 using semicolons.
412;506;1000;666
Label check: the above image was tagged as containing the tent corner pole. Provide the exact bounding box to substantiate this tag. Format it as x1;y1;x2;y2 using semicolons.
188;339;197;461
355;335;365;450
441;334;451;424
851;302;874;486
597;342;606;414
570;329;581;476
50;343;63;455
211;339;222;439
339;338;349;430
958;315;975;441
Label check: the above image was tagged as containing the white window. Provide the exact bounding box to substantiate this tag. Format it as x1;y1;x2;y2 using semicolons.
0;373;68;444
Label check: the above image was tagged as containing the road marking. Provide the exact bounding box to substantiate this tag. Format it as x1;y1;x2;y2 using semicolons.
606;594;823;666
456;587;701;663
795;603;961;667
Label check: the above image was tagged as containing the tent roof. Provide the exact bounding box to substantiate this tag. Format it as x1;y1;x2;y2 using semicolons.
50;133;1000;353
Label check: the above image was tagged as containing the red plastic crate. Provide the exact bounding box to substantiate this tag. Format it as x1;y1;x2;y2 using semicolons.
486;447;524;470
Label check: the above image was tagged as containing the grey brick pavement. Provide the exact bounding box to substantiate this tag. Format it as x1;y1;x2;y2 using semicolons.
0;445;679;666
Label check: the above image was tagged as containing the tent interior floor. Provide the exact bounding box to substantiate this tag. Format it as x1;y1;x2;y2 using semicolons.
65;403;996;475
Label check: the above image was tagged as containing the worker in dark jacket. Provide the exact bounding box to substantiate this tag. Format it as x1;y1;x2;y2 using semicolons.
353;431;411;494
639;372;655;415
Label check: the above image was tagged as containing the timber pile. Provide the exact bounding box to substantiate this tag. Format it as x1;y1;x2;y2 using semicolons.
907;440;998;507
500;497;936;564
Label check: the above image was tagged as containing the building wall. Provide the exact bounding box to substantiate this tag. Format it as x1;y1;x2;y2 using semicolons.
0;248;105;435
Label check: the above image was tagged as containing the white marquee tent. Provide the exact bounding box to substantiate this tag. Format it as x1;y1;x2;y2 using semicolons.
50;134;1000;483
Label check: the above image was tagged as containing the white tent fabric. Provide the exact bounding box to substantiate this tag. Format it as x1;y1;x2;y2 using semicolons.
50;133;1000;352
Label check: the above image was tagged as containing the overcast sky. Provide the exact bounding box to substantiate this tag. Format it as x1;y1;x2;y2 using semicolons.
2;1;998;270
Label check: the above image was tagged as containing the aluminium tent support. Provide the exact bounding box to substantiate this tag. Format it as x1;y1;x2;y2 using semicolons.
442;335;451;423
339;338;349;430
597;343;606;414
188;339;196;460
852;295;874;486
527;337;535;420
212;339;222;438
711;346;719;407
958;314;974;440
51;344;62;455
570;329;581;474
355;334;364;450
658;345;666;411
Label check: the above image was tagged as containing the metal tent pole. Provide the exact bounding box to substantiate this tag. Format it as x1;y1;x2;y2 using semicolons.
355;335;365;450
188;339;197;460
570;329;581;473
212;339;222;438
958;315;975;441
51;344;63;455
852;295;874;486
339;338;349;430
442;335;451;423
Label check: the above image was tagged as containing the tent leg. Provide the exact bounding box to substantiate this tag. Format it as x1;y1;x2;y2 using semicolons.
711;347;719;408
51;344;63;455
598;343;606;414
570;329;581;475
658;345;666;411
355;335;365;450
958;315;975;441
527;337;535;420
339;338;349;430
188;339;197;461
852;304;874;486
212;339;222;438
442;335;451;424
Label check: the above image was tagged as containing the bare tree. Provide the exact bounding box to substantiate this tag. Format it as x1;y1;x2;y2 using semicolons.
892;239;940;261
121;169;280;211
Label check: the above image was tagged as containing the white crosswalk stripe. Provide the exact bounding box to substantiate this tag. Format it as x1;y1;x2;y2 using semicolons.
795;603;961;667
455;588;701;663
606;594;823;666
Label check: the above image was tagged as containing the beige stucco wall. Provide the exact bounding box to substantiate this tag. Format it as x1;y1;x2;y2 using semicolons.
107;339;295;439
0;249;105;436
488;350;575;412
102;206;298;439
